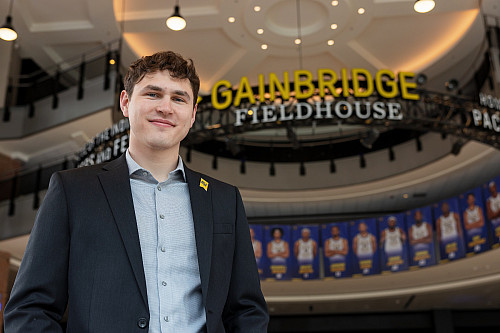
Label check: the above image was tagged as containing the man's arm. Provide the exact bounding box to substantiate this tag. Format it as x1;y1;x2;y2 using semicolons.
4;172;70;332
294;240;299;258
222;188;269;332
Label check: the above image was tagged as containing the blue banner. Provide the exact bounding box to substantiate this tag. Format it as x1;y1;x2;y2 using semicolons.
459;188;489;254
263;225;292;280
322;222;352;278
291;225;320;280
378;214;409;272
350;219;380;276
406;206;436;268
249;224;264;277
483;176;500;247
433;198;465;262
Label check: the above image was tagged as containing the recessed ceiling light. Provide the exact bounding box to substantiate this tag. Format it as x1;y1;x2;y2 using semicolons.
331;1;339;6
414;0;435;13
330;23;338;30
327;40;334;46
358;8;365;14
254;6;261;12
402;193;409;199
257;28;264;34
261;44;268;50
228;17;235;23
294;38;301;45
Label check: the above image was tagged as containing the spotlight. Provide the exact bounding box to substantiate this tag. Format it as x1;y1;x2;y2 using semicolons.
416;136;422;152
416;73;427;86
212;155;218;169
166;1;187;31
270;161;276;176
441;132;447;140
240;159;246;174
389;146;395;161
445;79;459;91
300;161;306;176
0;0;17;41
451;140;464;156
360;128;380;149
330;159;336;173
414;0;435;13
359;154;366;168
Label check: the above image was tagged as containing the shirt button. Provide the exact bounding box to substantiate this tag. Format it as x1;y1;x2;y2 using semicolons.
164;316;169;322
159;214;165;219
162;281;167;286
137;317;148;328
157;186;161;191
142;171;148;176
161;247;166;252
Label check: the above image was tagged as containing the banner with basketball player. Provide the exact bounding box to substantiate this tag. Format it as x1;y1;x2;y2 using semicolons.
405;206;436;268
291;225;320;280
350;219;380;276
263;225;292;280
433;198;466;262
249;224;265;277
378;214;409;273
483;176;500;248
322;222;352;278
459;187;489;255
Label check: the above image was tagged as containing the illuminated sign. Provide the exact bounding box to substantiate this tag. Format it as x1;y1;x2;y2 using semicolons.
472;93;500;133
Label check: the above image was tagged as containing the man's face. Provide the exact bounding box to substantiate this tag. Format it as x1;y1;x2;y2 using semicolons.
331;226;340;238
120;70;196;153
442;203;450;215
388;218;396;229
250;228;255;240
301;229;310;241
414;211;422;224
490;184;498;197
467;194;475;206
273;229;282;240
359;223;367;233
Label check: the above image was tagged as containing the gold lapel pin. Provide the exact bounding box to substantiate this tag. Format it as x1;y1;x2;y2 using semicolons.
199;178;209;191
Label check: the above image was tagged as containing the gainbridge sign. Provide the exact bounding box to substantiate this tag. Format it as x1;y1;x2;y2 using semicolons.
207;68;420;127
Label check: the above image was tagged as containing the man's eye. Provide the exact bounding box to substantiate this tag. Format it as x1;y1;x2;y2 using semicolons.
147;93;158;97
174;97;186;103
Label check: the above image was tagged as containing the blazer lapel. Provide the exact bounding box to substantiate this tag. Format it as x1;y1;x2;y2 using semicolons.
185;167;213;307
97;155;148;308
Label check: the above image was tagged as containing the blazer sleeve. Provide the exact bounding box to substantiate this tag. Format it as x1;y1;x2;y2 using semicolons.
4;172;69;332
222;187;269;332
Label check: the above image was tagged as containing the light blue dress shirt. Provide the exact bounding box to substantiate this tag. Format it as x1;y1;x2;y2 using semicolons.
126;150;206;332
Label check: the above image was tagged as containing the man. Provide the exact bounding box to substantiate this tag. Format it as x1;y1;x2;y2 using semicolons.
250;227;263;265
293;228;317;266
409;210;434;266
353;222;377;274
486;181;500;241
436;202;463;259
324;225;349;277
266;228;290;264
380;216;406;256
463;193;485;233
5;51;268;332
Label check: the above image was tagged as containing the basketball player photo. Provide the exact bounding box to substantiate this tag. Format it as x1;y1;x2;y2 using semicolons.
484;177;500;247
292;225;319;280
459;188;489;254
434;198;465;262
350;219;380;276
378;214;409;272
406;207;436;268
249;224;265;277
322;222;351;278
264;225;291;280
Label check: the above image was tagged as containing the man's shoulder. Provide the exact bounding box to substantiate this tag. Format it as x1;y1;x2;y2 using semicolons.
184;166;236;192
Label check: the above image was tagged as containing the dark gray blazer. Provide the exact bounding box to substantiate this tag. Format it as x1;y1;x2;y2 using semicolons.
4;154;269;332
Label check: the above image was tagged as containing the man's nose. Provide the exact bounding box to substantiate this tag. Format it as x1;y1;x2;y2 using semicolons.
156;97;173;114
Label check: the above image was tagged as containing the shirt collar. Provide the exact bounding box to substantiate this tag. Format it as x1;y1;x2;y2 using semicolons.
125;149;186;182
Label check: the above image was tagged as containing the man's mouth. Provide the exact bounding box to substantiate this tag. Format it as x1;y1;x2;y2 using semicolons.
150;119;175;127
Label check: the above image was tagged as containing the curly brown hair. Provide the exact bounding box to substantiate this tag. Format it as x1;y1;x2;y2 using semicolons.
123;51;200;108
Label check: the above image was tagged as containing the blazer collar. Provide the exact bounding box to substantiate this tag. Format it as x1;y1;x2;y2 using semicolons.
98;154;149;308
184;166;214;308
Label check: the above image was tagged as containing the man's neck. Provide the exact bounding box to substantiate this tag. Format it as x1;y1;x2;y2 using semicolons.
129;145;179;182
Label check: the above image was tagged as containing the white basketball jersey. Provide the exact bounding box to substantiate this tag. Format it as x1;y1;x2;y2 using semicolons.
329;238;344;251
488;195;500;223
297;239;314;261
440;214;458;239
252;240;261;253
384;228;403;252
357;234;373;256
465;206;481;225
412;223;429;240
271;240;286;254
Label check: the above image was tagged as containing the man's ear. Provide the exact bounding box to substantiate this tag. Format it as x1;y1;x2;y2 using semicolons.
120;90;130;117
190;103;197;127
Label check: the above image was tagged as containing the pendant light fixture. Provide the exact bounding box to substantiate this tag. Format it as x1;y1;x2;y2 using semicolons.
166;0;186;31
0;0;17;41
414;0;435;14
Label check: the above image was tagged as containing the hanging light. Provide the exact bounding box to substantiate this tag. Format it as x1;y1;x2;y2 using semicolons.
0;0;17;41
166;1;186;31
414;0;435;14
